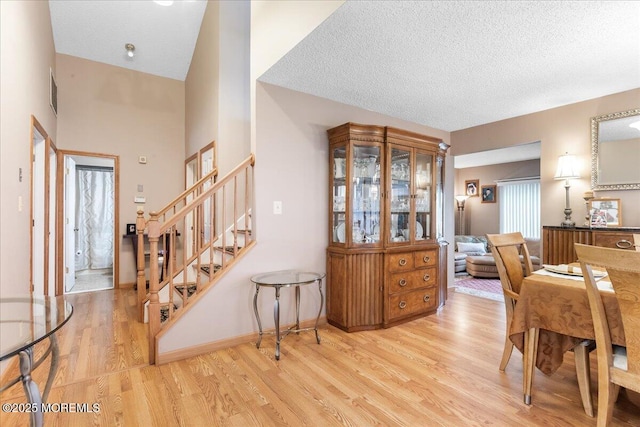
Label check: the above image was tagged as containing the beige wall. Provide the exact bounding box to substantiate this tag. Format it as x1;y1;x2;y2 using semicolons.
158;83;452;354
185;1;220;160
56;54;185;285
0;0;58;296
455;159;540;235
186;1;251;175
452;89;640;230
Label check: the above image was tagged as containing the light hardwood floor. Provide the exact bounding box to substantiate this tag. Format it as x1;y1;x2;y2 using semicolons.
1;288;638;426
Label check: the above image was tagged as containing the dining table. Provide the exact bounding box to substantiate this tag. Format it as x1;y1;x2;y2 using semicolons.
508;267;626;409
0;295;74;427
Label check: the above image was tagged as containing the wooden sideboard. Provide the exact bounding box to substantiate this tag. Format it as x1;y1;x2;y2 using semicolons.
542;225;640;265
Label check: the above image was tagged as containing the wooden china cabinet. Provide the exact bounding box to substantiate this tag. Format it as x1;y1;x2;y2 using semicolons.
326;123;449;332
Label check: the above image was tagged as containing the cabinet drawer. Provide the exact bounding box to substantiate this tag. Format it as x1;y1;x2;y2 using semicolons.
414;250;437;267
387;252;414;272
389;268;437;293
388;287;437;319
592;232;637;250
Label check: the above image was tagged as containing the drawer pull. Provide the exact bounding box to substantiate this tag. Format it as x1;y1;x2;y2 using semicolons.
399;301;407;309
399;279;407;287
423;274;430;282
399;258;407;266
423;256;430;263
423;295;431;303
616;240;634;249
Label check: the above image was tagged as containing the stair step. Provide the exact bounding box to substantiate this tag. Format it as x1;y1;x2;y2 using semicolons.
200;264;222;276
160;303;178;323
173;283;198;298
215;246;243;255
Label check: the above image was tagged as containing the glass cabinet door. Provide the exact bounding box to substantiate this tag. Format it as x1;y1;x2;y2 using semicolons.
415;151;433;241
389;147;411;243
331;146;347;244
351;145;381;245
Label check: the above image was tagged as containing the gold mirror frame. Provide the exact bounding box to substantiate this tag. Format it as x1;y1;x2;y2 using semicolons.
591;108;640;191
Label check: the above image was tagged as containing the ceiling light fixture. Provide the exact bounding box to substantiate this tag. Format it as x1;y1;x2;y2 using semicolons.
629;120;640;131
125;43;135;58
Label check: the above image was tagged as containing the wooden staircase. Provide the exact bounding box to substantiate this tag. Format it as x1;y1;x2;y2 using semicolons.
135;154;255;364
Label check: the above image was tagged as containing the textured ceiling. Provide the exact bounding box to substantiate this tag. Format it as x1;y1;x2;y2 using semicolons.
49;0;207;81
49;1;640;133
260;1;640;132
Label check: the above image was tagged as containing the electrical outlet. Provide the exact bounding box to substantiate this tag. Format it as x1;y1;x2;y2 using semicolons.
273;201;282;215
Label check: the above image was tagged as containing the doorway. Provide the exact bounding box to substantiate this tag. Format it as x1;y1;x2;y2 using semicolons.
59;151;119;294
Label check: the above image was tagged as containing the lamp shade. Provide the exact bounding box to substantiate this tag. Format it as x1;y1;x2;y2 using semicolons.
554;153;579;180
455;195;469;203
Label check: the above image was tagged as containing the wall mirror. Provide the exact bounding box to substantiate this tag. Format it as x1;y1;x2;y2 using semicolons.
591;108;640;191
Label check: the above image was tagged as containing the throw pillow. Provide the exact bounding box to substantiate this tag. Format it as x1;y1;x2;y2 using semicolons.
457;241;486;255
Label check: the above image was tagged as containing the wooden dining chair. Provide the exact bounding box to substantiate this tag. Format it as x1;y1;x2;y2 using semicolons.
486;232;536;371
576;244;640;426
487;232;594;416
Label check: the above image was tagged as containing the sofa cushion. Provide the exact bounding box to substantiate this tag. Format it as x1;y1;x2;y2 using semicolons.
457;242;486;256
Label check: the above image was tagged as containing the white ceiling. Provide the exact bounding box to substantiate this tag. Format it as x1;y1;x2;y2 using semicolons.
49;0;207;81
49;1;640;132
260;1;640;132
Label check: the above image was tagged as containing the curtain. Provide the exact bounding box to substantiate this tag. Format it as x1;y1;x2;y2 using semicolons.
75;169;114;270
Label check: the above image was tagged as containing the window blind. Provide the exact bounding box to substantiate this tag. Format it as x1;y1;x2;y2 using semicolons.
498;179;540;239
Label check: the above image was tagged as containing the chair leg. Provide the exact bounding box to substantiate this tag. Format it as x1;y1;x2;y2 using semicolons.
523;327;539;405
596;382;617;427
499;337;513;371
573;343;594;417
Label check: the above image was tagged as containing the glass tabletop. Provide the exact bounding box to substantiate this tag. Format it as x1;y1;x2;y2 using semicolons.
250;270;326;287
0;295;73;361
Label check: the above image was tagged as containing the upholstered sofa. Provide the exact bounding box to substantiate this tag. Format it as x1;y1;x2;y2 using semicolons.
454;235;541;278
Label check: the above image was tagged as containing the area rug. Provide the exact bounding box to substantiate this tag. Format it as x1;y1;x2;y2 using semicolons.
453;277;504;302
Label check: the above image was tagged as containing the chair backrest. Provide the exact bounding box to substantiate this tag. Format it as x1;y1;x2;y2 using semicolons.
576;243;640;381
487;232;533;297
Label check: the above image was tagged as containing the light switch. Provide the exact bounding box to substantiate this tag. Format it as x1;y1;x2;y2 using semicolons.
273;201;282;215
137;184;144;192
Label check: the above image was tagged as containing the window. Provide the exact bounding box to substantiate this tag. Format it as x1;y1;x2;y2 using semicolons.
498;179;540;239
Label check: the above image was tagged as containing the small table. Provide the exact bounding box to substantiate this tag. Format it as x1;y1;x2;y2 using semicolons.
251;270;325;360
0;295;73;427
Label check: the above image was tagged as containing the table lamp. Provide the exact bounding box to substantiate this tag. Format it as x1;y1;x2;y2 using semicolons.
554;152;580;228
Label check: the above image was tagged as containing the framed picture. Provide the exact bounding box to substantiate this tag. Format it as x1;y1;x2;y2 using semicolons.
465;179;479;197
590;213;607;228
481;185;497;203
588;198;621;227
126;223;137;235
49;68;58;116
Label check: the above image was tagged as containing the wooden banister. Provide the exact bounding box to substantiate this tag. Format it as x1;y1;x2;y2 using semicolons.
136;154;255;364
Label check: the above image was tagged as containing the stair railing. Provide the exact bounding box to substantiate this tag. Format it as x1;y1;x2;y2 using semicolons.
136;154;255;364
135;168;218;318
